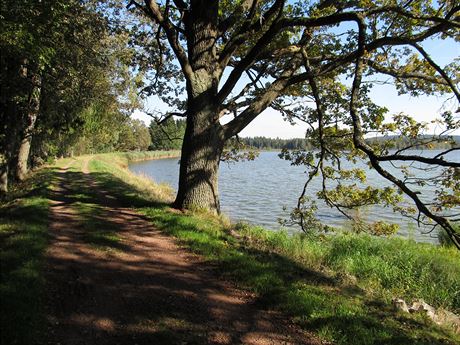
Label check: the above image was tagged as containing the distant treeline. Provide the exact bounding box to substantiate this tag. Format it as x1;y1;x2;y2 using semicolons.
233;136;311;150
227;135;460;151
366;135;460;150
149;121;460;151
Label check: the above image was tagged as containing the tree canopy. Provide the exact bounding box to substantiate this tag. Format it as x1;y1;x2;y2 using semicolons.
1;0;458;248
0;0;149;192
124;0;459;248
149;118;186;150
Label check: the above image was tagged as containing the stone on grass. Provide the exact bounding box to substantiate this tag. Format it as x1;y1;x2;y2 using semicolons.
392;298;409;313
392;298;460;334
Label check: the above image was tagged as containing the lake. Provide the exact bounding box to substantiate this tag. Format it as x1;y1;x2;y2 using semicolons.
129;150;459;244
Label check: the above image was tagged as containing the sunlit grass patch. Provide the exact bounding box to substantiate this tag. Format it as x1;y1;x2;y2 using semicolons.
235;223;460;314
72;201;123;251
88;158;174;206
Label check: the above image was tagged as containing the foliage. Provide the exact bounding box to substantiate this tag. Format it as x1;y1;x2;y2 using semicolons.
116;118;152;152
33;0;141;158
121;0;459;247
0;0;81;186
0;0;143;191
149;118;186;150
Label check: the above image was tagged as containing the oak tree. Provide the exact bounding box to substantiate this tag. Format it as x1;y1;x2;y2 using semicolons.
126;1;459;246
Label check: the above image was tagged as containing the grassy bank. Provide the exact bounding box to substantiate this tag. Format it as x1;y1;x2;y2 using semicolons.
1;152;459;345
98;150;180;167
86;154;460;345
0;151;177;345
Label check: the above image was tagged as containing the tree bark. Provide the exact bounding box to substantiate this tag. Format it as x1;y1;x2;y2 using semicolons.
173;117;224;212
0;155;8;196
173;1;224;212
15;72;41;181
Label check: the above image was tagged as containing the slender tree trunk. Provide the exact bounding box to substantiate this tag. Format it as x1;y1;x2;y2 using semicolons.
15;72;41;181
0;154;8;196
0;58;9;196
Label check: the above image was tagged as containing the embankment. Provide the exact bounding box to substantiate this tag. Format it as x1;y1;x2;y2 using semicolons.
1;152;459;345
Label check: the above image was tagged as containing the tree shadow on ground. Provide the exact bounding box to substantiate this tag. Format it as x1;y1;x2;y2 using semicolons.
45;168;317;345
3;166;456;345
145;207;458;345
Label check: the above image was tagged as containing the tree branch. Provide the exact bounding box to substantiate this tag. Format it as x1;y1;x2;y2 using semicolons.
365;59;452;86
222;64;299;139
346;18;460;250
411;42;460;102
143;0;193;80
218;0;286;70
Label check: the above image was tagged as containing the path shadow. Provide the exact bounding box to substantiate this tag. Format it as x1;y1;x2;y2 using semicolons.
47;167;319;345
44;167;457;345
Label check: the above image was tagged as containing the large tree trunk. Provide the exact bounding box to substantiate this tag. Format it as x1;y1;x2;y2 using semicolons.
173;114;225;212
173;1;224;212
15;72;41;181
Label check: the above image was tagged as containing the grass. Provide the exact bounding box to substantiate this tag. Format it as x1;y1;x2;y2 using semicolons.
0;167;55;345
0;151;176;345
235;225;460;313
85;154;460;345
89;157;174;206
139;209;459;345
1;151;459;345
97;150;180;169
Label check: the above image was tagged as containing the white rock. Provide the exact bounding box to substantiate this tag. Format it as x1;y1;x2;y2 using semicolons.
392;298;409;313
409;299;437;319
434;309;460;334
392;298;460;334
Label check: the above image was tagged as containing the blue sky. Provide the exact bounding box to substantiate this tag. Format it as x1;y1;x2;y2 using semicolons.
132;13;459;139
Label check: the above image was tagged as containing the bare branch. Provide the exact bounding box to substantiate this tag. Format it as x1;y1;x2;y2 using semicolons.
434;147;460;159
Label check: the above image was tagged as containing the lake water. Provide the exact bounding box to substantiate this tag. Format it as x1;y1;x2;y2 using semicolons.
129;150;459;244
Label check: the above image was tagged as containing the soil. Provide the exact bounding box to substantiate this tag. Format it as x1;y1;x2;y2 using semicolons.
45;158;323;345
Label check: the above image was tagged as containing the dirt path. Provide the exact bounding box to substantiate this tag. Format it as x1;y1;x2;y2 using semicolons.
45;158;321;345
